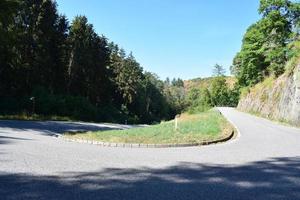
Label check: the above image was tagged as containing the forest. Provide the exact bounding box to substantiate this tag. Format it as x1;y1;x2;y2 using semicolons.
231;0;300;86
0;0;299;124
0;0;239;123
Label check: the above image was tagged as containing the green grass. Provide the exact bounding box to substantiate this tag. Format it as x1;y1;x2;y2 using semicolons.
65;110;233;144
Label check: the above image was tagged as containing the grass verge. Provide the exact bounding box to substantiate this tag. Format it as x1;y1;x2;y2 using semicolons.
64;110;233;144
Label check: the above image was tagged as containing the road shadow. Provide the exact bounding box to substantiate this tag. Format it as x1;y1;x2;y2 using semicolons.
0;156;299;200
0;135;32;145
0;120;127;136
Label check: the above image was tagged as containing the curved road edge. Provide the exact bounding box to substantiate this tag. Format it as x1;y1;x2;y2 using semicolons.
60;108;237;148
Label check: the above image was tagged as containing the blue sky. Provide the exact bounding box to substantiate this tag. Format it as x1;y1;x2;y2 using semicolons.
56;0;260;80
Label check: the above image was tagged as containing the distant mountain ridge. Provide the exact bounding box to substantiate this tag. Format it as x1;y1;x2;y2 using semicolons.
184;76;236;91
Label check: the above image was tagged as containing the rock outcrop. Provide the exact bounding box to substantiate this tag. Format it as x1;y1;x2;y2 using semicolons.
238;60;300;126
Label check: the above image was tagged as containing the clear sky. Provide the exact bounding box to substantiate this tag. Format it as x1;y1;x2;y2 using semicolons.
56;0;260;80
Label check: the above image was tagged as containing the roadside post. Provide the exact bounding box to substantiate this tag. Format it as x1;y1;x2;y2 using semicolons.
30;97;35;115
175;114;180;131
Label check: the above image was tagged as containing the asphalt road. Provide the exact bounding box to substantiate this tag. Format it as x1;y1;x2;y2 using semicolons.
0;107;300;200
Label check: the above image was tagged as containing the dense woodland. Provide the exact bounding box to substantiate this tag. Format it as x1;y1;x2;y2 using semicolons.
0;0;179;123
0;0;299;123
231;0;300;86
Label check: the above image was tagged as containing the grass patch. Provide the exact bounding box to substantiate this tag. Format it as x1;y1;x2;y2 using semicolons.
65;110;233;144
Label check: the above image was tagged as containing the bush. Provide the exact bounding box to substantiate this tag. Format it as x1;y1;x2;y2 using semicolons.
187;104;211;114
31;87;97;121
0;86;147;123
0;96;30;115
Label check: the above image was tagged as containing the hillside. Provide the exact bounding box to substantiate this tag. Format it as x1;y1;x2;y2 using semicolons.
238;56;300;126
184;76;236;92
231;0;300;127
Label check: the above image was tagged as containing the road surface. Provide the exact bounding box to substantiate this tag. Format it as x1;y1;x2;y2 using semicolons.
0;107;299;199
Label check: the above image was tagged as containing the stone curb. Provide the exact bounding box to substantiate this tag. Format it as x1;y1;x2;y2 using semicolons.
60;130;235;148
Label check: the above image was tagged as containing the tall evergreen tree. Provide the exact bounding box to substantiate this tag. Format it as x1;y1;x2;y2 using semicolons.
68;16;111;104
1;0;69;96
34;0;69;93
0;0;20;96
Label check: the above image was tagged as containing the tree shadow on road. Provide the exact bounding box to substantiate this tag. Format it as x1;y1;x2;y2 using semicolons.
0;135;32;145
0;120;126;136
1;156;300;200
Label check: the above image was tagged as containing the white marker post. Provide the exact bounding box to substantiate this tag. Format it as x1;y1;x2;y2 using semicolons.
175;114;180;131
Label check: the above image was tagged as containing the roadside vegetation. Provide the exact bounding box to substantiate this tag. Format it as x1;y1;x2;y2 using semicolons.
65;110;233;144
184;64;240;114
0;114;71;122
231;0;300;87
234;0;300;126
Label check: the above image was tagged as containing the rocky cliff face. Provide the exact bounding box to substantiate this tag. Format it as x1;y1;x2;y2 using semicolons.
238;60;300;126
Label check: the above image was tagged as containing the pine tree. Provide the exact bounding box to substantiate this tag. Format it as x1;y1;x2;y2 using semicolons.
68;16;111;104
